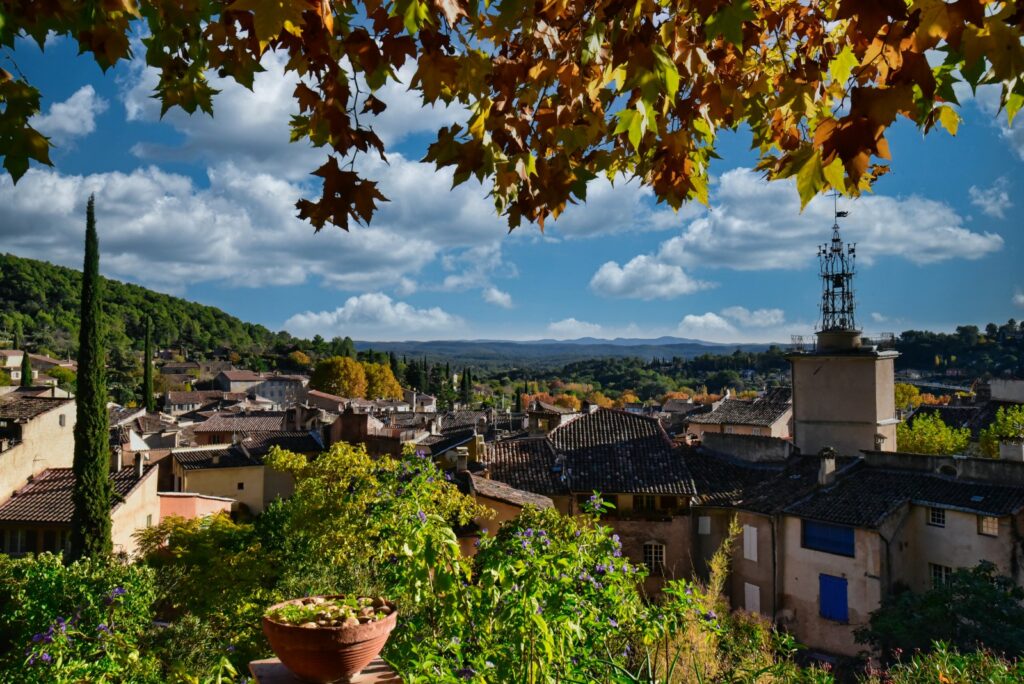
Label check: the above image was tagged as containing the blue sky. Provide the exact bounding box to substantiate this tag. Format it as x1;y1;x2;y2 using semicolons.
1;35;1021;342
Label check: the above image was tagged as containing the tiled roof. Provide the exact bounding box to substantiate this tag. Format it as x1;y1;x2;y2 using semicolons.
469;473;554;509
784;464;1024;528
108;405;145;426
416;429;474;456
441;411;486;433
218;370;262;382
484;438;563;495
173;432;323;470
192;412;286;433
0;396;72;422
532;400;575;415
305;389;348;403
0;466;154;523
548;409;694;495
166;390;246;405
687;388;792;427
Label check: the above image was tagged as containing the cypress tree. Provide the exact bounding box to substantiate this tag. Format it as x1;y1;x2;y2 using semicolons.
20;349;32;387
143;316;155;413
70;195;113;560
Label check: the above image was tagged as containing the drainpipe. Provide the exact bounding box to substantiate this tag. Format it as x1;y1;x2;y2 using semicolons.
771;514;779;621
877;506;911;599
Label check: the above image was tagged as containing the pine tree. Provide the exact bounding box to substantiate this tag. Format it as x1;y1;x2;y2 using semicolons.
389;351;400;377
70;195;113;560
143;316;155;413
20;349;32;387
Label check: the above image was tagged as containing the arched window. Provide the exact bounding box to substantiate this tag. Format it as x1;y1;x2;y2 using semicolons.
643;541;665;572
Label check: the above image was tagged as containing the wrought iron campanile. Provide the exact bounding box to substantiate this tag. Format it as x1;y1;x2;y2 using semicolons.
817;198;856;332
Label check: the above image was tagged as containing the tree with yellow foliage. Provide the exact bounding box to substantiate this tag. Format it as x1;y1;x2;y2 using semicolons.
363;362;403;400
310;356;366;398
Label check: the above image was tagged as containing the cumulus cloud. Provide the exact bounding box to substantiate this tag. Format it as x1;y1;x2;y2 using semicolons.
546;318;604;339
32;85;108;145
1014;291;1024;308
720;306;785;328
656;169;1003;271
974;85;1024;160
284;293;463;340
482;287;513;308
676;313;736;339
870;312;889;323
969;177;1013;219
589;255;712;300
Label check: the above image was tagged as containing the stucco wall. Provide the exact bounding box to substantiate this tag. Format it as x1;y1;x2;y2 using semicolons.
791;354;897;457
779;516;882;655
0;401;75;501
263;466;295;509
701;433;795;463
111;469;160;557
607;515;690;596
159;493;234;521
178;464;266;514
990;379;1024;403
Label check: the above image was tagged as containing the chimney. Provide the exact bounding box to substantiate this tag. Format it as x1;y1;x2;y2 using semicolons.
584;401;599;414
134;452;146;478
817;447;837;486
456;446;469;472
111;447;124;472
1000;439;1024;462
468;434;484;463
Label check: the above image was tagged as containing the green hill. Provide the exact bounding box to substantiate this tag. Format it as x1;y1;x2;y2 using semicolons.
0;252;292;358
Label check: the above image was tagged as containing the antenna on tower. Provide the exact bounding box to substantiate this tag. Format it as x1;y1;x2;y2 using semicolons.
818;193;857;332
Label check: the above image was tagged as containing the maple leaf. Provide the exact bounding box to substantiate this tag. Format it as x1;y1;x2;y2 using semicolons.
228;0;307;49
704;0;754;47
431;0;466;26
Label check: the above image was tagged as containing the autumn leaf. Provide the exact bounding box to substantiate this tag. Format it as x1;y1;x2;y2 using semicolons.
704;0;754;47
228;0;307;48
935;105;959;135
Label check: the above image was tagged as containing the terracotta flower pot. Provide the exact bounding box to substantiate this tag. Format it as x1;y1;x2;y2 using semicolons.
263;595;398;683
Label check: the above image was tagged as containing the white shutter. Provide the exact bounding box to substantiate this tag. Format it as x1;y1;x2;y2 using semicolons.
744;582;761;614
698;516;711;535
743;525;758;562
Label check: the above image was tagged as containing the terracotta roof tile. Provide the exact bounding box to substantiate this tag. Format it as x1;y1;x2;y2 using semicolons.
0;396;72;422
192;411;286;433
687;388;791;427
0;466;154;524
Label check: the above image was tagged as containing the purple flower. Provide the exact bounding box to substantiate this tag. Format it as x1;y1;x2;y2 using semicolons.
535;605;543;614
31;633;43;643
227;645;236;653
613;549;622;557
455;666;475;679
521;539;529;549
417;510;427;523
480;528;488;535
445;472;454;481
609;618;618;627
451;636;460;645
97;623;109;634
40;653;52;664
524;528;534;537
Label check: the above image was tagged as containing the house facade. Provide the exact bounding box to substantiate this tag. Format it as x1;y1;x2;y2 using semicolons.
0;396;75;501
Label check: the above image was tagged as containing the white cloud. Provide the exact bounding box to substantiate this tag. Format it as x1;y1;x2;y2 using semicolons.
969;177;1013;219
870;312;889;323
974;85;1024;160
676;313;736;339
720;306;785;328
482;287;513;308
547;318;604;339
33;85;108;145
284;293;463;340
657;168;1003;271
589;255;712;300
1014;290;1024;308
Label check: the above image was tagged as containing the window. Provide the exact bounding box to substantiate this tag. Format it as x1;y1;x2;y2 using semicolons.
928;507;946;527
660;496;679;511
929;563;953;588
744;582;761;614
802;520;855;557
725;426;737;434
742;525;758;562
819;574;848;622
634;495;656;513
978;516;999;536
58;414;66;427
237;482;245;491
698;516;711;535
146;514;153;528
643;542;666;572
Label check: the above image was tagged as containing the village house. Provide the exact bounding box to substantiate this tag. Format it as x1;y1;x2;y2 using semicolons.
170;432;323;515
403;389;437;412
0;350;76;385
0;395;76;501
191;411;287;445
481;408;695;595
214;369;264;393
0;456;158;557
164;390;247;416
685;387;793;440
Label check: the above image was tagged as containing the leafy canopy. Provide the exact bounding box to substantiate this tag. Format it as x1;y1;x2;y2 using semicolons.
2;0;1023;231
979;404;1024;458
896;412;970;455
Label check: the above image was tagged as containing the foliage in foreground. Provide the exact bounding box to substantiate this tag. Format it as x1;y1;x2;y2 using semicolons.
3;443;1024;682
896;413;971;455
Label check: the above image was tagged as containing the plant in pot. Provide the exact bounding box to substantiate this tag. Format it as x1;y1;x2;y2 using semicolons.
263;595;398;683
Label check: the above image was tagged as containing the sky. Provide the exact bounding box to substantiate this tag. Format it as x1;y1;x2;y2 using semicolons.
1;35;1021;343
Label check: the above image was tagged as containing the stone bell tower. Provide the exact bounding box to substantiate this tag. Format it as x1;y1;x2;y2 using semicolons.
788;202;899;456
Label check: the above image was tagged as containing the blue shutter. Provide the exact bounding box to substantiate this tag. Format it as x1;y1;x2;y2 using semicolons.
802;520;855;557
819;574;848;622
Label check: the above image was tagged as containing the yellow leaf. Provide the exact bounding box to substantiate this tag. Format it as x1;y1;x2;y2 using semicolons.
796;149;824;208
936;105;959;136
823;157;845;191
228;0;307;48
829;46;858;86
